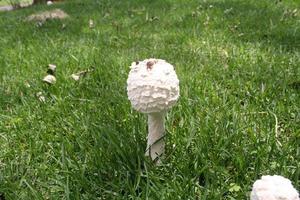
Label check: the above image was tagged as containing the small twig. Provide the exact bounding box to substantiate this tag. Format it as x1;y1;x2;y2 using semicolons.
145;134;166;164
267;110;279;138
71;67;95;81
267;109;282;147
240;111;268;115
145;134;166;154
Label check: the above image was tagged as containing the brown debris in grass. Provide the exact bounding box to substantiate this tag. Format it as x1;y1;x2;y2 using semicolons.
27;9;69;22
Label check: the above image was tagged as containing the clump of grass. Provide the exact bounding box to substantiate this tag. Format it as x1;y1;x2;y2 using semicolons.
0;0;299;199
0;0;32;8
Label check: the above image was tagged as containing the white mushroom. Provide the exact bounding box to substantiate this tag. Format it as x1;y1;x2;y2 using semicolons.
48;64;56;72
127;58;180;164
43;74;56;84
251;175;300;200
43;64;56;84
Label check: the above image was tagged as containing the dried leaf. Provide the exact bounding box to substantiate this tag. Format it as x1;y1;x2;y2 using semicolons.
71;68;94;81
36;92;46;103
89;19;94;28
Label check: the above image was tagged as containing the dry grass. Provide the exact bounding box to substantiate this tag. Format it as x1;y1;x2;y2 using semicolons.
26;8;69;22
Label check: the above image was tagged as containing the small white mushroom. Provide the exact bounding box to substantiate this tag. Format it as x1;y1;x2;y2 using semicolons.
127;58;180;164
47;64;56;75
43;74;56;84
251;175;300;200
48;64;56;71
47;1;53;5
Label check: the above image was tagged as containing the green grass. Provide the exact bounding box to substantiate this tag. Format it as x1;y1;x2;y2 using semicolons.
0;0;299;199
0;0;32;6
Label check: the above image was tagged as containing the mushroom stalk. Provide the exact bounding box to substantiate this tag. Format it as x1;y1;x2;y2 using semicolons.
126;58;179;165
146;112;165;163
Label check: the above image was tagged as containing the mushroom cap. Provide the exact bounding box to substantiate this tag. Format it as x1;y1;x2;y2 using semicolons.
48;64;56;72
127;58;179;113
251;175;300;200
43;74;56;84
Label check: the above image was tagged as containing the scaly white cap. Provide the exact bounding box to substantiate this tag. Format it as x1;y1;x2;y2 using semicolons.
251;175;300;200
127;58;180;113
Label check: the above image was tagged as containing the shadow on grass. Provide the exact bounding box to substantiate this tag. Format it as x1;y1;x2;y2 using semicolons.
200;0;300;51
0;193;5;200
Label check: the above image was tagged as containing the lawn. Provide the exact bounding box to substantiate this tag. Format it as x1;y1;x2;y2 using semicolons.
0;0;299;199
0;0;32;6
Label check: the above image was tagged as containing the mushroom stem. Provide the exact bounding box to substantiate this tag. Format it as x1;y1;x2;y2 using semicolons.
146;112;165;164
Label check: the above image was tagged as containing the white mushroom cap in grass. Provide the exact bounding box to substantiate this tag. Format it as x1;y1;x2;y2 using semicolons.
48;64;56;72
43;74;56;84
127;58;179;164
127;58;179;113
251;175;300;200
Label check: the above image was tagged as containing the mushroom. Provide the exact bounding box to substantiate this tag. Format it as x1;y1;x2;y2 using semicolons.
43;64;56;84
47;64;56;75
43;74;56;84
127;58;180;164
251;175;300;200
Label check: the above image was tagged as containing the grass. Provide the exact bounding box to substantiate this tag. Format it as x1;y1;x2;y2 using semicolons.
0;0;299;199
0;0;32;6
